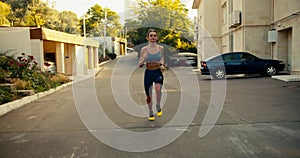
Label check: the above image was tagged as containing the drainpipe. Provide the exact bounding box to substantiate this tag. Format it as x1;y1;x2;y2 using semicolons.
229;0;233;52
243;0;245;51
270;0;274;59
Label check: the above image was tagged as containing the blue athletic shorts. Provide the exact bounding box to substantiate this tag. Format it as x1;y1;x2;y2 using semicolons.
144;68;164;96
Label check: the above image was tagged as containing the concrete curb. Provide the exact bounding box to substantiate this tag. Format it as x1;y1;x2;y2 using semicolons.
0;66;105;117
0;82;73;116
272;75;300;82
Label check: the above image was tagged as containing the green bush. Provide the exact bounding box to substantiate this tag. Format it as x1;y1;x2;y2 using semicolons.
0;87;12;104
0;51;71;104
0;55;14;83
25;71;51;92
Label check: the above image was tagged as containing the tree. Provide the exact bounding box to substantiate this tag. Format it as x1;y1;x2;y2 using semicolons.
1;0;79;34
1;0;32;26
124;19;142;44
125;0;195;53
1;0;51;27
80;4;122;37
0;1;11;26
43;10;79;34
43;8;60;30
25;0;49;27
57;11;79;34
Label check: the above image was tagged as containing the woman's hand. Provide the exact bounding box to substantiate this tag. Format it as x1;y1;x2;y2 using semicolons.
160;65;165;72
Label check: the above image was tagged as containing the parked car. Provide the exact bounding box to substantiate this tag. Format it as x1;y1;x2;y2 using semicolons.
200;52;285;79
168;52;197;67
44;60;56;73
127;47;135;53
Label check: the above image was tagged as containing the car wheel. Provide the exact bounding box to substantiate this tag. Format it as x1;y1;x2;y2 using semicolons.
264;65;277;76
212;68;226;79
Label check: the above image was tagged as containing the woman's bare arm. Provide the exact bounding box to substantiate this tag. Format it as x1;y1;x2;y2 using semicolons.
160;46;165;65
139;47;147;67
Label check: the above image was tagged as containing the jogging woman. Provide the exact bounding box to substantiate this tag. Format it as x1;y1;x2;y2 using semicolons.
138;29;165;121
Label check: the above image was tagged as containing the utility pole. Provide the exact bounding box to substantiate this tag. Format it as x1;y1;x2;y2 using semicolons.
83;16;86;38
82;0;91;38
229;0;234;52
103;8;107;58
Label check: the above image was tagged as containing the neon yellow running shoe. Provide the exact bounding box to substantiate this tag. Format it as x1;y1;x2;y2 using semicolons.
148;115;155;121
157;110;163;117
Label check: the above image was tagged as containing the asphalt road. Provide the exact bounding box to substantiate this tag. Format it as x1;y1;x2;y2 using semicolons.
0;54;300;158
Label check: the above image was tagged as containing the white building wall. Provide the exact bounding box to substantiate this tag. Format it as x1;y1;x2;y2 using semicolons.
194;0;300;74
244;27;271;58
228;0;272;56
292;20;300;74
196;0;222;61
0;27;31;56
273;0;300;22
56;42;65;73
272;0;300;74
93;47;98;67
88;47;93;69
0;27;99;76
75;45;86;76
30;39;44;70
114;40;121;56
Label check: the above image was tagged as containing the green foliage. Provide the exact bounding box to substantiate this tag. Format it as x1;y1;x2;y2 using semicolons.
24;71;49;92
25;0;49;27
125;0;196;53
80;4;122;37
42;9;79;34
0;87;13;104
0;50;18;82
43;9;60;29
1;0;32;26
0;51;71;104
7;53;38;79
1;1;122;35
0;1;11;26
1;0;80;34
57;11;79;34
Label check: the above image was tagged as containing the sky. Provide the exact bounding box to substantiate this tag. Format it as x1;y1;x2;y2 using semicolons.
52;0;197;22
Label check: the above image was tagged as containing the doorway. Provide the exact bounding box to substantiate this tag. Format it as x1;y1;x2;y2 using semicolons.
277;28;292;72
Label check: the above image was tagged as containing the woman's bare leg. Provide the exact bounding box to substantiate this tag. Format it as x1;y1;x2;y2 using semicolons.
147;86;153;116
155;83;162;112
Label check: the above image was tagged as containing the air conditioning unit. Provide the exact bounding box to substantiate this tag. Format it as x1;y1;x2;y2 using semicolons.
229;10;241;28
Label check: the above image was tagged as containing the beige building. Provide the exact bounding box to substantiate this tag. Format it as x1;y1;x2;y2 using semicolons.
91;36;128;56
0;27;99;76
193;0;300;74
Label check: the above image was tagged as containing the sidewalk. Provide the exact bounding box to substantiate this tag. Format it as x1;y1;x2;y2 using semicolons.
272;75;300;82
0;61;109;116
